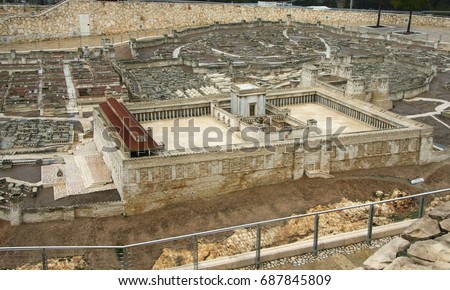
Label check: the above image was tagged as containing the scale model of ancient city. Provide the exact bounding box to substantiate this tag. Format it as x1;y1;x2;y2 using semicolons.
0;0;449;270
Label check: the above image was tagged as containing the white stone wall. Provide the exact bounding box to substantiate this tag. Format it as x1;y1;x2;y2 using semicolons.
1;0;449;39
93;108;125;199
121;146;303;215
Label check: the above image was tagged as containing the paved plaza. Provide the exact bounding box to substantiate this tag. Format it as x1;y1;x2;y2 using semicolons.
283;103;376;134
142;116;247;151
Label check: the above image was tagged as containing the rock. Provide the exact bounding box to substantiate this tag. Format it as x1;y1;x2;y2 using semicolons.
435;233;450;247
402;215;441;241
384;257;431;270
410;254;450;270
440;219;450;232
407;240;450;263
428;201;450;221
363;237;410;270
409;256;433;266
431;261;450;270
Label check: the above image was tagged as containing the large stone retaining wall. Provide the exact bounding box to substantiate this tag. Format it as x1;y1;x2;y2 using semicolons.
122;145;305;216
1;0;449;39
119;134;428;216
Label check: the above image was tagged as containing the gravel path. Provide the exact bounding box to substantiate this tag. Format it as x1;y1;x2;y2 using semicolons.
241;236;398;270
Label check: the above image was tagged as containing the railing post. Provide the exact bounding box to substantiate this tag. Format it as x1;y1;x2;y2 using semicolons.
193;235;198;270
418;196;425;218
255;224;261;269
313;214;319;256
367;205;375;245
42;248;48;270
122;248;129;270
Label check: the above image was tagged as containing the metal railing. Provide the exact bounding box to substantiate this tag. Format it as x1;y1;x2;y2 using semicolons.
0;187;449;270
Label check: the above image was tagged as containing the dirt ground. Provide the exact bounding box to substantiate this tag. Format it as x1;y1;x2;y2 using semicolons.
0;157;449;269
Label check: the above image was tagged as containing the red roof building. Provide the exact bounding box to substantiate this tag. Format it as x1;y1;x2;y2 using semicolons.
98;98;160;157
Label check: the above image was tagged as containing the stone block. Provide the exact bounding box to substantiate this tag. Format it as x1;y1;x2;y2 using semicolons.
431;261;450;270
428;201;450;221
440;219;450;232
435;233;450;247
384;257;431;270
410;255;450;269
402;215;441;241
407;240;450;263
363;237;410;270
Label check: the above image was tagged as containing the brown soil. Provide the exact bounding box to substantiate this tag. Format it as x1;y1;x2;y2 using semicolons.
0;158;449;269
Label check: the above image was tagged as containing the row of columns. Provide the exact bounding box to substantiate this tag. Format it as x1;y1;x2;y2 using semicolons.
317;95;393;130
268;94;393;130
269;94;316;107
133;107;210;122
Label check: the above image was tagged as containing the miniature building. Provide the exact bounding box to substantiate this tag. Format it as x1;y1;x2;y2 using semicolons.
97;98;161;158
231;84;267;117
94;85;433;215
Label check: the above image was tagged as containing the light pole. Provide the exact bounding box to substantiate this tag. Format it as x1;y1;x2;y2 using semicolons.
350;0;353;10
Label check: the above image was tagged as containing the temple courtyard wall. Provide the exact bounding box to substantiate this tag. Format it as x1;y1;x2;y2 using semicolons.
120;138;425;216
92;89;433;216
1;0;449;41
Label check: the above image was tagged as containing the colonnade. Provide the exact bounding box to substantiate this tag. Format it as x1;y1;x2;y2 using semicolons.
316;95;394;130
268;94;317;107
132;106;210;122
269;93;395;130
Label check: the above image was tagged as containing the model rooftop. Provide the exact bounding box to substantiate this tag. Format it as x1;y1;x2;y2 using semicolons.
98;98;160;157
